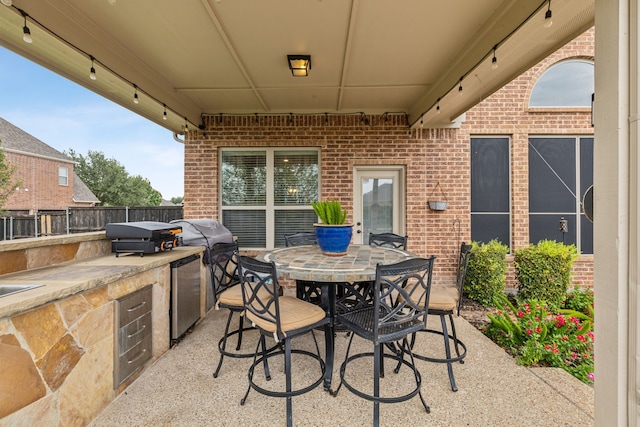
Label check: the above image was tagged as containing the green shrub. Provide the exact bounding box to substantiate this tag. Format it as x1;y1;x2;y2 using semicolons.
464;239;509;307
514;240;578;311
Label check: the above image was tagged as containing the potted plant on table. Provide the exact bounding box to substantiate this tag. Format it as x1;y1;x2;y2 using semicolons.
311;200;353;256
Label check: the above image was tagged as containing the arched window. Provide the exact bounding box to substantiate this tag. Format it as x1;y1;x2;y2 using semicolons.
529;59;594;108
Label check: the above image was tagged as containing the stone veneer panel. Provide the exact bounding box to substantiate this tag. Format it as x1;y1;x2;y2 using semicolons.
73;302;113;348
0;249;27;275
0;341;47;418
83;284;109;308
36;333;84;391
58;336;114;427
28;243;80;270
11;303;67;360
57;294;93;328
0;392;58;427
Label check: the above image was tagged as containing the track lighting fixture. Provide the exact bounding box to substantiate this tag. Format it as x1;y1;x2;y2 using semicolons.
20;10;32;44
491;46;498;70
544;0;553;28
89;56;97;80
133;85;139;104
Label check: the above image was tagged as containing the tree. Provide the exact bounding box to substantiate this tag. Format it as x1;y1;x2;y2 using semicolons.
67;149;162;206
170;196;184;205
0;139;20;211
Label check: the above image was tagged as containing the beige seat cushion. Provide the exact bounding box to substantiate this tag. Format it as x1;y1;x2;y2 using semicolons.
217;284;272;308
428;286;460;312
399;285;459;313
246;296;326;335
217;285;244;307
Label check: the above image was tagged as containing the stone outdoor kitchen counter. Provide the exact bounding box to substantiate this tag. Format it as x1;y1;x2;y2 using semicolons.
0;246;202;319
0;241;205;426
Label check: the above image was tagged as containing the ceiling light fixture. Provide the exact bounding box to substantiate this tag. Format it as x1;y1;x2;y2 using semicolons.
287;54;311;77
544;0;553;28
20;10;32;43
458;77;463;95
1;0;13;7
436;98;441;114
133;85;139;104
184;118;189;132
163;104;168;120
89;55;97;80
491;46;498;70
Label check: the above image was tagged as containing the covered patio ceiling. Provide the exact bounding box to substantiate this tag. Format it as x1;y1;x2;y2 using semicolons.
0;0;594;135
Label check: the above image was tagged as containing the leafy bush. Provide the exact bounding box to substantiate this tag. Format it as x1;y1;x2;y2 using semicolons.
483;291;594;384
514;240;578;311
464;240;509;307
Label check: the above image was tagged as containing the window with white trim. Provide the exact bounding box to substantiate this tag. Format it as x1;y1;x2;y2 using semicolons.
221;148;319;249
58;166;69;186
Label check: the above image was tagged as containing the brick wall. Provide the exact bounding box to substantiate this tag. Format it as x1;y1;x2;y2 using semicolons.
183;27;595;289
459;27;595;289
184;114;469;285
4;152;77;211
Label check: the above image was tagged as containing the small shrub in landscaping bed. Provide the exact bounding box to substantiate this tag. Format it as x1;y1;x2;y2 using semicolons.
514;240;578;311
464;239;508;307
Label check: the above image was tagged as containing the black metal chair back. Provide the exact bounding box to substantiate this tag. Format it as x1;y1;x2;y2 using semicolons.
237;255;283;338
368;232;408;250
454;242;473;316
209;241;240;304
284;231;317;247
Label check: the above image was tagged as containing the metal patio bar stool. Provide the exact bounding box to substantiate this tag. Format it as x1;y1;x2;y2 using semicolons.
408;242;472;391
210;241;276;378
238;255;331;427
331;256;435;427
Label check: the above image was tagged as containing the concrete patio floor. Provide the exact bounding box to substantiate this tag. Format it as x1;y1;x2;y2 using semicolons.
89;305;594;427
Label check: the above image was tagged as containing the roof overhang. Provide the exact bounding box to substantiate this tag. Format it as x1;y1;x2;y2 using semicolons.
0;0;594;133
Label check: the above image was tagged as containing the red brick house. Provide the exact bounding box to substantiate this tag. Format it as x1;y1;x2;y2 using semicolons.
183;28;594;289
0;117;99;212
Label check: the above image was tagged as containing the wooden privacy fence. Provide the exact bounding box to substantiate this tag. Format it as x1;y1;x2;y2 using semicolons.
0;206;184;240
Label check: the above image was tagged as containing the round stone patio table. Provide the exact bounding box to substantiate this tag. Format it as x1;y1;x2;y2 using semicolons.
257;244;417;391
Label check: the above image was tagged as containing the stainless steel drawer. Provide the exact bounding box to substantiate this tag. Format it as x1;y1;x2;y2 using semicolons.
118;286;152;326
118;311;152;355
117;333;152;384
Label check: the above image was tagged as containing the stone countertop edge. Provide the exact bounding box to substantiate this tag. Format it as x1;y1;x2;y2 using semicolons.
0;246;204;319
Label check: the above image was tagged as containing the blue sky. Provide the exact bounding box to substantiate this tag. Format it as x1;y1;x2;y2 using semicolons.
0;46;184;200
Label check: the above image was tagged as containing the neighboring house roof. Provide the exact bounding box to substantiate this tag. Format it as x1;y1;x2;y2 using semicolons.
0;117;73;163
72;172;100;204
160;199;177;206
0;117;100;204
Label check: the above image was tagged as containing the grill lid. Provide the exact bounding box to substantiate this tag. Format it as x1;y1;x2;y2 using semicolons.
106;221;183;239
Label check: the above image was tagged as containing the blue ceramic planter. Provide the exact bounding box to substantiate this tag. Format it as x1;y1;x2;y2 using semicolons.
314;224;353;256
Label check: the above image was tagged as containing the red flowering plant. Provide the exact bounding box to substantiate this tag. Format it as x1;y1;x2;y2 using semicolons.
482;289;594;384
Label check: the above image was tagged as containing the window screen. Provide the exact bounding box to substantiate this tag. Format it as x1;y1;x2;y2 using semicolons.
470;137;510;248
528;137;593;253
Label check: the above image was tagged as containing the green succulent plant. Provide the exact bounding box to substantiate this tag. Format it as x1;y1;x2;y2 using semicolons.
311;200;348;225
